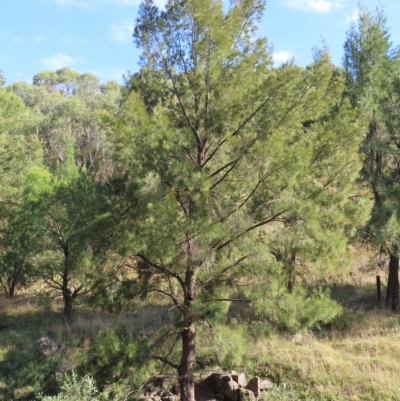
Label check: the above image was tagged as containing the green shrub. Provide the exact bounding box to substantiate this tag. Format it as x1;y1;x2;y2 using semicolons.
38;371;100;401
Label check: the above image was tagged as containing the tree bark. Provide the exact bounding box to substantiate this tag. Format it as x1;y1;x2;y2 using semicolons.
8;278;16;299
62;288;73;324
178;266;198;401
178;322;196;401
385;254;399;311
62;245;73;324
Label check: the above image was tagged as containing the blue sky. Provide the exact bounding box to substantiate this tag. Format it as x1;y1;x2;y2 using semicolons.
1;0;399;84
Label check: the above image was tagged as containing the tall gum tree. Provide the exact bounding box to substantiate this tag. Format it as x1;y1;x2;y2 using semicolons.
0;89;42;297
12;68;122;182
343;6;400;310
107;0;366;398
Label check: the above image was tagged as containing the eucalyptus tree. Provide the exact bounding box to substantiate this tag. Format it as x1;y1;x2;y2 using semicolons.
13;69;122;182
343;6;400;309
98;0;368;398
0;89;42;297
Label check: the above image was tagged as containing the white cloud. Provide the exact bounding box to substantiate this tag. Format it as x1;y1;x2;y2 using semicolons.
34;35;45;42
41;53;81;70
13;37;23;42
346;9;359;23
111;23;134;42
64;35;86;45
272;51;294;64
282;0;345;13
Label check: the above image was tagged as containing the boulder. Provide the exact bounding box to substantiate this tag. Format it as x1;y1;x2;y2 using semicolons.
245;377;260;398
216;375;239;401
239;388;255;401
197;372;219;392
232;372;247;388
259;379;273;391
195;384;216;401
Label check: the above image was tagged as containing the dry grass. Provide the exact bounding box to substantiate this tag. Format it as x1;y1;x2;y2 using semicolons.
1;247;400;400
251;326;400;400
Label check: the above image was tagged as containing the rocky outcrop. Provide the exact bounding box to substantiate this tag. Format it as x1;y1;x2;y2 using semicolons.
138;371;274;401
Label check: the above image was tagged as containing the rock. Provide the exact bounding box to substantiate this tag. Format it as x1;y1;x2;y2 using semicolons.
197;372;219;392
232;372;247;388
170;383;180;395
259;379;273;391
158;390;172;398
291;333;302;343
239;388;255;401
36;337;61;355
56;361;69;373
138;326;154;337
245;377;260;398
195;384;216;401
216;375;239;401
138;397;153;401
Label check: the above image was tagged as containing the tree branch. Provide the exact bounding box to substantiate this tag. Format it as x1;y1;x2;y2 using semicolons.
197;255;248;292
136;253;185;289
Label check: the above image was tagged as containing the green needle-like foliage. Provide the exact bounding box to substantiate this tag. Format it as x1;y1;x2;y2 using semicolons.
95;0;369;399
343;5;400;309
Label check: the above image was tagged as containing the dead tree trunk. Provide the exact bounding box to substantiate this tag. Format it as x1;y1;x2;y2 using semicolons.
385;254;399;311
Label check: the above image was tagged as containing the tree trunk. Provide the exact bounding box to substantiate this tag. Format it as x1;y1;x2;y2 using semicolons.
1;272;17;298
385;254;399;311
8;279;16;299
62;289;73;324
7;269;19;298
178;267;197;401
178;322;196;401
62;245;73;324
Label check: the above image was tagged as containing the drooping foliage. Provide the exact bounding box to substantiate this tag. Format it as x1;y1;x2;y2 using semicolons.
343;5;400;309
89;0;370;399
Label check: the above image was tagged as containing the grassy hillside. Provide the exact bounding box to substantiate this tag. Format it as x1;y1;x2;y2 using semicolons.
0;251;399;401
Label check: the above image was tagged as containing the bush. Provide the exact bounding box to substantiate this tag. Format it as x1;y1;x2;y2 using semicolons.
38;371;100;401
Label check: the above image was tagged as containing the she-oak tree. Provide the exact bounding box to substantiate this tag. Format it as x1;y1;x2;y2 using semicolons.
343;6;400;310
104;0;367;399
